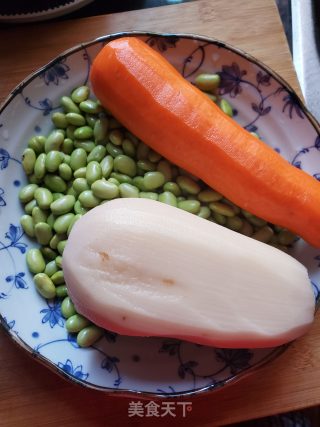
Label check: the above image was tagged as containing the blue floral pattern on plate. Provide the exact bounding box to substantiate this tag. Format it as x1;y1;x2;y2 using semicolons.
0;32;319;398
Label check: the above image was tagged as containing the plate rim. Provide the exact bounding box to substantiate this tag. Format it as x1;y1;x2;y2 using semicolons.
0;30;319;399
0;0;94;24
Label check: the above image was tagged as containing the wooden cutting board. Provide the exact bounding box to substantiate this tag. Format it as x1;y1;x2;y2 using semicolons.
1;1;319;426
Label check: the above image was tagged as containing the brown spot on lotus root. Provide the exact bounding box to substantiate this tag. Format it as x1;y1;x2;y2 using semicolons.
162;278;175;285
99;251;109;261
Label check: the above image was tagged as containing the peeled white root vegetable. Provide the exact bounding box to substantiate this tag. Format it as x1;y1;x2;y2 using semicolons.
63;198;315;348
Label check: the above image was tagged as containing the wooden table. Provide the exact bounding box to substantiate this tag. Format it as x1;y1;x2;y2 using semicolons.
1;1;319;425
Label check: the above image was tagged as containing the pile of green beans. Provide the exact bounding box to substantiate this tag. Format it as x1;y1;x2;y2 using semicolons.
19;76;296;348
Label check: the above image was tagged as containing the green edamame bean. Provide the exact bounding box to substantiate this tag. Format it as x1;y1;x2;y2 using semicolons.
52;192;63;201
66;125;76;139
213;212;226;225
252;225;274;243
24;199;37;215
140;192;159;201
70;148;87;171
178;200;201;214
73;178;89;194
57;240;67;255
20;215;35;237
226;216;243;231
100;155;113;178
50;233;67;250
19;184;38;203
114;155;137;177
109;129;123;146
41;247;57;260
143;171;165;190
22;148;36;175
59;163;73;181
56;285;68;298
122;139;136;157
50;195;75;215
74;140;95;153
159;191;177;206
67;214;82;236
65;187;76;199
51;112;68;128
86;161;102;185
44;130;64;153
110;172;132;184
132;176;147;191
77;325;104;347
65;112;86;127
136;141;149;160
53;213;75;234
220;98;233;117
28;135;45;154
45;150;64;173
47;213;55;228
209;201;235;217
61;297;76;318
157;160;172;182
51;270;64;285
163;182;181;196
73;167;87;179
34;153;46;179
277;229;296;246
137;159;156;172
79;99;102;114
44;260;58;277
74;126;93;140
108;177;120;185
87;145;107;163
34;273;56;299
74;200;89;215
85;114;98;128
119;183;140;198
91;180;119;199
55;255;63;269
106;142;123;158
32;206;48;224
195;73;220;91
71;85;90;104
34;187;53;209
63;154;71;165
66;314;91;333
34;222;53;245
78;190;100;208
246;214;267;228
176;175;201;195
94;118;108;143
148;150;162;163
61;96;80;114
26;248;45;274
44;175;67;193
28;174;42;184
197;206;211;219
222;199;240;215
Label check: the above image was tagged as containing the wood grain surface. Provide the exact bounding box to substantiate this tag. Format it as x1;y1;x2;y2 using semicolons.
1;1;318;426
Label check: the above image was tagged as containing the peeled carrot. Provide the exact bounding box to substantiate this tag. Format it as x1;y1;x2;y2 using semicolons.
90;36;320;247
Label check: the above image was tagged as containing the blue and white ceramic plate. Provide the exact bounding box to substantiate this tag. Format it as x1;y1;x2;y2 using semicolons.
0;32;320;398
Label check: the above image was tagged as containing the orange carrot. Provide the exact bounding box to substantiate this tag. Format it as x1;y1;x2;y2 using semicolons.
90;36;320;247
